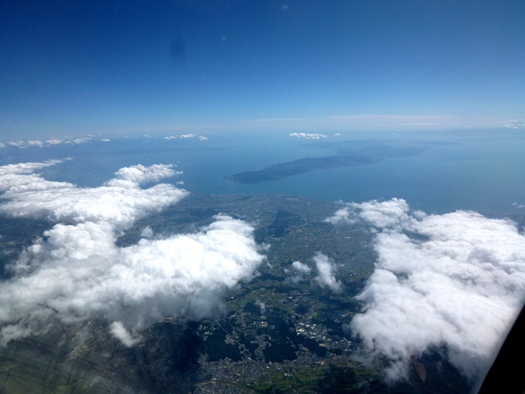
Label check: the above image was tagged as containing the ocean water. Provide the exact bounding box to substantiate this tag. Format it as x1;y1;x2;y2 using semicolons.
3;129;525;216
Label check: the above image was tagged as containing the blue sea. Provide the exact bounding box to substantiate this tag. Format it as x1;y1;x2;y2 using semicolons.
3;129;525;216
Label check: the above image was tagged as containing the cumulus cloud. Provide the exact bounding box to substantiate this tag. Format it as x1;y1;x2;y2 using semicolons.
27;140;44;147
45;139;63;145
289;132;327;140
110;321;142;347
285;260;311;283
1;137;98;148
313;252;342;292
324;207;357;226
328;199;525;383
67;138;91;144
164;134;207;141
292;261;311;274
0;161;185;229
112;163;182;186
325;198;418;229
0;160;265;346
255;299;266;315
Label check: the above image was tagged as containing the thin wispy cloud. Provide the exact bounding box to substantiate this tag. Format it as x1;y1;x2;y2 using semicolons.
503;119;525;129
237;115;521;132
89;114;523;138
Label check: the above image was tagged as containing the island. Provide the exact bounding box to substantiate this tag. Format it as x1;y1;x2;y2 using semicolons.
224;155;376;184
224;140;435;184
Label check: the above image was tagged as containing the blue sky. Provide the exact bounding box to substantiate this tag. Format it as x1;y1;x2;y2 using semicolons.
1;0;524;139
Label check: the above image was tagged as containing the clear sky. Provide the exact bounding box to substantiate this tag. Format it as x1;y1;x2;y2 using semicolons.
1;0;524;139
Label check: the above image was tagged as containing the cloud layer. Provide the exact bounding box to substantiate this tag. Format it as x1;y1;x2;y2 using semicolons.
0;161;264;346
327;199;525;382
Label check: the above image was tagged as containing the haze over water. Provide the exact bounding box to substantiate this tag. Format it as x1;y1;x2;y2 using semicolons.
6;128;524;217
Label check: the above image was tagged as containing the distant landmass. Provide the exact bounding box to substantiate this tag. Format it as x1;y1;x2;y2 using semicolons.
224;140;433;184
224;155;375;184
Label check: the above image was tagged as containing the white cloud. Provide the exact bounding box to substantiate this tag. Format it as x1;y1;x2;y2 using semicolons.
0;160;265;346
140;226;154;238
110;321;142;347
27;140;44;147
112;163;182;186
325;198;422;230
285;260;311;283
503;119;525;129
313;252;342;292
289;132;327;140
0;214;263;345
292;261;311;274
287;256;341;291
164;134;207;141
255;299;266;315
0;143;5;148
324;207;356;225
0;162;185;228
328;199;525;382
21;137;98;147
101;138;111;142
70;138;91;144
45;139;63;145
